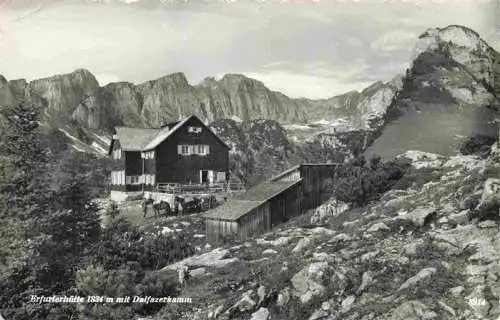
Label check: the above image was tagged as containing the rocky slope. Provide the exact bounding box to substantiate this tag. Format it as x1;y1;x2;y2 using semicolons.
365;25;500;160
155;144;500;320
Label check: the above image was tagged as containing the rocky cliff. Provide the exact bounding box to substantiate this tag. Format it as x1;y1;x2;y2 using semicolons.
365;25;500;159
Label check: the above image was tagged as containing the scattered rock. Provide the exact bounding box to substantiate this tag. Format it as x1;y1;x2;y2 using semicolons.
262;248;278;255
291;236;317;254
189;267;206;277
467;285;491;318
359;250;380;263
478;220;498;228
366;222;390;233
308;309;329;320
357;271;374;295
250;307;270;320
438;300;456;316
276;287;290;307
257;285;266;305
396;206;437;227
163;248;238;270
388;300;437;320
447;210;470;225
229;290;256;313
311;199;349;224
398;268;437;291
341;295;356;312
291;262;330;304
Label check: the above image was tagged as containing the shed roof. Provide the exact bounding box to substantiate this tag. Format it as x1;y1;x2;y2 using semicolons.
203;199;265;221
239;179;302;202
204;179;302;222
114;127;160;151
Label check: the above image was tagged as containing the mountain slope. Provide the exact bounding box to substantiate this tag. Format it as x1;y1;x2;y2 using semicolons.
157;147;500;320
365;25;500;160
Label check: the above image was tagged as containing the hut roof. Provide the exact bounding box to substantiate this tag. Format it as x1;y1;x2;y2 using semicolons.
114;127;160;151
203;200;265;221
239;179;302;202
204;179;302;222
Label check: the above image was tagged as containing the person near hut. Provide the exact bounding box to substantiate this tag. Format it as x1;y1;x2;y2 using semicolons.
142;193;152;218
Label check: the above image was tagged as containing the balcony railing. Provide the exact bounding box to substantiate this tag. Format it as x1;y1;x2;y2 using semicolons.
155;181;245;194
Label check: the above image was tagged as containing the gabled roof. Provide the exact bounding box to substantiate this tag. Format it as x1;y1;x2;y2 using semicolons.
142;115;231;151
113;127;161;151
110;115;231;152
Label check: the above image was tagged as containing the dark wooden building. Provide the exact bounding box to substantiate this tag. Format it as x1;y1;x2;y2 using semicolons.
204;163;339;243
204;179;302;243
108;115;230;200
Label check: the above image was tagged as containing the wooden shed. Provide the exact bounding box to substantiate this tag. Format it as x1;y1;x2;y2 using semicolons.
204;179;302;243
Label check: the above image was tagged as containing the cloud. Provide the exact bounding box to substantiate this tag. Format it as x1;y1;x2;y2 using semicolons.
0;0;493;99
370;30;419;53
244;70;373;99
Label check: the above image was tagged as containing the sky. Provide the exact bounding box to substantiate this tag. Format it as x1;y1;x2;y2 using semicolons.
0;0;498;99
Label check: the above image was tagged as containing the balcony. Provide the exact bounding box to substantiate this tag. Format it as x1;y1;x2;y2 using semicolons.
155;181;245;194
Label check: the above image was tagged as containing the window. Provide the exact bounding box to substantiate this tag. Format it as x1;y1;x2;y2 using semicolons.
188;126;202;133
216;172;226;182
142;151;154;159
178;144;210;156
178;145;190;155
196;145;210;155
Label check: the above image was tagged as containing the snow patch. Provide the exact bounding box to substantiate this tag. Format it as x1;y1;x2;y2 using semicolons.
71;145;87;153
59;128;82;143
93;133;111;145
231;116;243;123
91;142;108;155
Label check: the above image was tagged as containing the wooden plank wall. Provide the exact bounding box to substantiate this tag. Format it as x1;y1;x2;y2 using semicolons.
300;165;337;210
268;182;303;228
205;219;239;243
237;203;270;240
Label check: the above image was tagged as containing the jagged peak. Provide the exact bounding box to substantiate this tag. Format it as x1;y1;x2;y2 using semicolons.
414;24;491;57
219;73;266;87
419;25;481;41
0;74;8;84
30;68;99;86
145;72;190;87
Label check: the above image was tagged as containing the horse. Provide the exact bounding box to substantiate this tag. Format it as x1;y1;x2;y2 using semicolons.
183;197;202;214
200;195;217;211
153;200;171;217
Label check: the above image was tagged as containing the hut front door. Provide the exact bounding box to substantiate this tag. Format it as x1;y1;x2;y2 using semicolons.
200;170;209;184
200;170;214;185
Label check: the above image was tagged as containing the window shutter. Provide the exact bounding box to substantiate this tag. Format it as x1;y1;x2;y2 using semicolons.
151;174;155;185
205;145;210;155
177;145;182;155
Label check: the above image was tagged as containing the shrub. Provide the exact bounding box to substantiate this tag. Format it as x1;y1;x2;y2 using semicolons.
333;155;411;207
459;134;496;156
392;167;442;190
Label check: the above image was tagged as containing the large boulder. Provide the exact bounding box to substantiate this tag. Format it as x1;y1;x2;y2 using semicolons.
291;262;331;304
